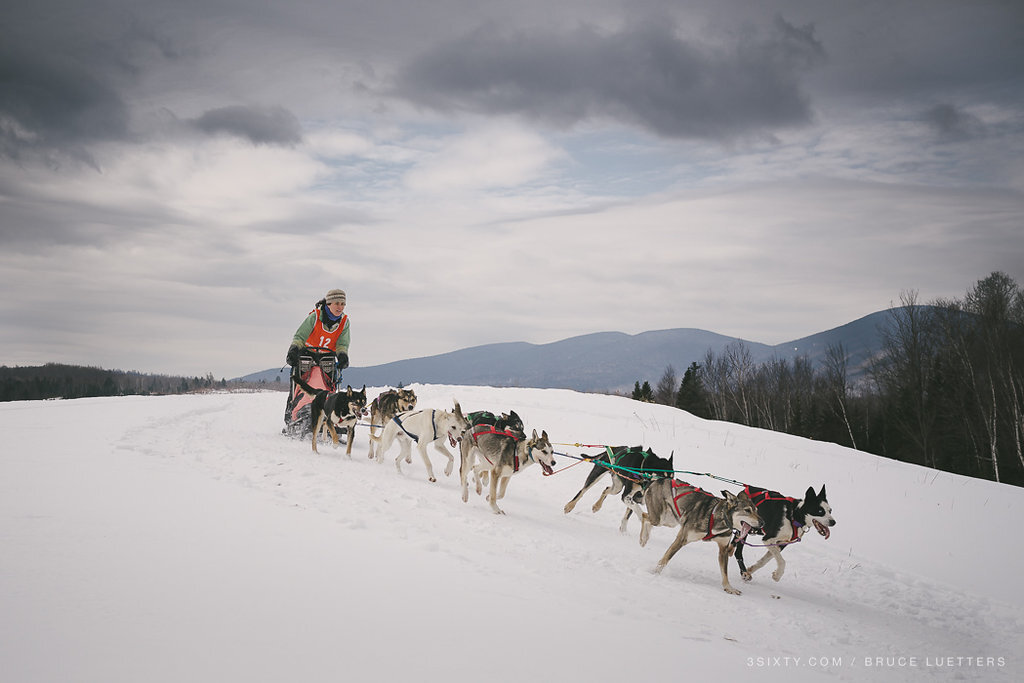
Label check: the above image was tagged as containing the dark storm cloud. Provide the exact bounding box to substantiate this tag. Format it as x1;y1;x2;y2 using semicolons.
394;16;825;140
190;105;304;146
0;48;131;159
0;1;186;160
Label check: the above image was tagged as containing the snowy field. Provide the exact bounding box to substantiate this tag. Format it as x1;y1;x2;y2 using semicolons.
2;385;1021;682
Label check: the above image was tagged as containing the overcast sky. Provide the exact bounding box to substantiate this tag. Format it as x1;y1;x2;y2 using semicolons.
2;0;1022;378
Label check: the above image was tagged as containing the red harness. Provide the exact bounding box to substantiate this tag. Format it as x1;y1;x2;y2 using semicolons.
472;427;526;472
670;480;719;540
744;485;795;508
743;485;801;544
471;427;521;442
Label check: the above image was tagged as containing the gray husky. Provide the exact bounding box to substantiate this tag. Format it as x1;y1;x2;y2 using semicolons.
640;480;762;595
366;388;418;459
371;400;469;482
460;425;556;515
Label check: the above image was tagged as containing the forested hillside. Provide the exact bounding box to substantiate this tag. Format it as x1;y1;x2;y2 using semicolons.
0;364;266;401
634;272;1024;487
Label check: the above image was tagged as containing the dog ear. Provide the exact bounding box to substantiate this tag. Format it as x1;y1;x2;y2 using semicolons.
805;486;817;501
722;490;735;500
819;484;827;499
531;428;539;440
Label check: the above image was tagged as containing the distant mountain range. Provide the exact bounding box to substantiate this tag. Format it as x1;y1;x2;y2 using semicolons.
239;309;896;394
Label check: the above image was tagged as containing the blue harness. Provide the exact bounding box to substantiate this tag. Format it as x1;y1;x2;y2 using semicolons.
391;410;438;443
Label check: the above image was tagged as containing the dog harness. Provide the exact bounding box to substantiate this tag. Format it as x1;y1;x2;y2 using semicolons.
670;480;721;541
744;485;795;508
742;485;802;545
476;434;539;473
391;410;438;443
467;411;523;443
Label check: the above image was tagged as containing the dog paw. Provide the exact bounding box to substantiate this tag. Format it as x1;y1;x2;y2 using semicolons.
741;572;752;582
772;571;783;582
724;586;742;595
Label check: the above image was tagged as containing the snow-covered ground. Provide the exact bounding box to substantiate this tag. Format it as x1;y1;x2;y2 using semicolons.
2;385;1021;682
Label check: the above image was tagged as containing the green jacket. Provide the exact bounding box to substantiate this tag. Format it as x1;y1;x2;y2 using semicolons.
290;306;350;356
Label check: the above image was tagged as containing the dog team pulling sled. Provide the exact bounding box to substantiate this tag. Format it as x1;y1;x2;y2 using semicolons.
282;377;836;595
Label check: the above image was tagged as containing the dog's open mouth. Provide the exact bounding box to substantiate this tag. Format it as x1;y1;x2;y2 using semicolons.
813;519;831;539
448;434;458;448
541;462;554;476
735;521;753;542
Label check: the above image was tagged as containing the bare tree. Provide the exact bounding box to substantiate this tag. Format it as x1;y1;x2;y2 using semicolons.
702;349;731;421
724;341;755;425
655;365;678;405
872;290;940;467
824;343;857;449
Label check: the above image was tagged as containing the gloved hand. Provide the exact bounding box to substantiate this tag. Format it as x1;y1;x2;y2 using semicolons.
286;345;300;367
336;351;349;369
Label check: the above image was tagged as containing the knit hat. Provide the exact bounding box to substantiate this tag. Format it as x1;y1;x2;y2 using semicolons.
325;289;346;305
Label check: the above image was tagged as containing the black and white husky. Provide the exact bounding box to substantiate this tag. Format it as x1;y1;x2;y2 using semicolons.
563;446;674;533
733;485;836;583
308;385;367;456
371;400;469;482
460;424;555;515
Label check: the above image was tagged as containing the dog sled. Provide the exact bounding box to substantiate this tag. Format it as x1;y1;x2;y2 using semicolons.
283;346;340;438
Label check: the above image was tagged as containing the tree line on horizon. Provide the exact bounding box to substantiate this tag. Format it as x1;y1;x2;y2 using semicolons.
0;364;271;401
632;272;1024;487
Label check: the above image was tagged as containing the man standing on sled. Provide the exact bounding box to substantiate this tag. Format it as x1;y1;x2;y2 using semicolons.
283;289;351;436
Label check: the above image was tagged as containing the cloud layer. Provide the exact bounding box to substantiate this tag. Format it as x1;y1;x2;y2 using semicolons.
1;0;1023;378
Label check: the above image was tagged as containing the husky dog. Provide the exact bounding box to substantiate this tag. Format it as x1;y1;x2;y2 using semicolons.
640;480;762;595
733;485;835;583
371;400;469;482
465;409;525;439
308;385;367;456
563;446;675;533
460;426;555;515
366;388;418;459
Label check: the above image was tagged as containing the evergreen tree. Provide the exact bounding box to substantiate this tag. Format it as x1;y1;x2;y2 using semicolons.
675;362;710;418
631;380;654;402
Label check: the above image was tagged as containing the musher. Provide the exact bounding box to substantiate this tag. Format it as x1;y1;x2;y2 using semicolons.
283;289;351;434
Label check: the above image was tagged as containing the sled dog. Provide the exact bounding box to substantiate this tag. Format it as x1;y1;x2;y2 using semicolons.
366;388;418;458
465;409;525;438
733;485;835;583
640;480;762;595
563;446;674;533
371;401;469;482
460;424;555;515
309;385;367;456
